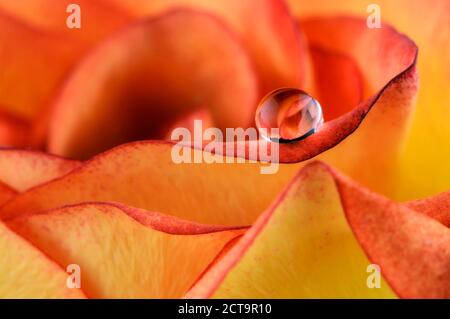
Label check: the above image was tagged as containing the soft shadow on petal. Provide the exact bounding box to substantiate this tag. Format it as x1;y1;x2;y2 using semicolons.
309;46;364;120
6;202;245;298
186;162;450;299
406;192;450;227
0;220;86;298
0;149;81;191
306;17;419;196
107;0;311;94
47;9;259;159
0;110;28;147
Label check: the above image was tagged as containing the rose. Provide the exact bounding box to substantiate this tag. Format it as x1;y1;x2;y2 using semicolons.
0;0;449;298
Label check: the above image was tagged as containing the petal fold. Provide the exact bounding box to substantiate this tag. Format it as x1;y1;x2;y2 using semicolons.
287;0;450;200
0;110;28;147
0;181;16;206
48;9;258;159
7;202;244;298
187;162;450;298
0;11;83;119
0;149;80;191
192;17;417;200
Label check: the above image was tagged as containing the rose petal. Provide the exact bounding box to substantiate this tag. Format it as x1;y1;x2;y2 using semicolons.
0;220;85;298
406;191;450;227
306;17;419;197
0;11;83;119
7;202;244;298
335;165;450;298
0;110;28;147
187;162;450;298
191;16;417;192
0;141;300;225
0;0;130;45
0;1;134;122
48;9;259;159
0;181;16;206
309;46;363;120
187;162;396;298
164;109;214;141
108;0;310;93
0;149;80;191
287;0;450;199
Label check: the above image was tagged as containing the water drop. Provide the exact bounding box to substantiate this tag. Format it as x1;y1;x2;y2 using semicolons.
255;88;323;143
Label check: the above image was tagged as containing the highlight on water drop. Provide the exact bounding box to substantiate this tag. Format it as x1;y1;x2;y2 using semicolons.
255;88;324;143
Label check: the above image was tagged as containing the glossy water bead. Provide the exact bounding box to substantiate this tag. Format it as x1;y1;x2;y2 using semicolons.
255;88;324;143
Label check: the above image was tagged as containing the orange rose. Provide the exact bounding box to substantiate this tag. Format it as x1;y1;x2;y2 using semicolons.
0;0;448;298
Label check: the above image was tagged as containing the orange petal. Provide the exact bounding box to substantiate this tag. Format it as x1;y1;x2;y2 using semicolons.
0;220;85;298
0;1;133;120
47;9;259;159
406;191;450;227
287;0;450;200
187;162;450;298
0;181;16;206
0;11;83;119
7;202;244;298
192;17;417;193
108;0;310;93
307;17;418;197
164;109;214;141
283;16;417;169
334;165;450;298
0;110;28;147
0;0;130;45
309;46;363;121
0;141;300;225
0;149;80;191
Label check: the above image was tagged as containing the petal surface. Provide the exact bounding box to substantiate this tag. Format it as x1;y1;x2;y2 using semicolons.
0;149;80;191
406;191;450;227
7;202;244;298
288;0;450;200
306;17;418;197
187;162;450;298
48;10;258;159
0;110;28;147
0;141;300;225
309;46;363;120
108;0;310;94
0;181;16;206
0;221;86;298
191;16;417;200
0;0;130;44
0;11;83;119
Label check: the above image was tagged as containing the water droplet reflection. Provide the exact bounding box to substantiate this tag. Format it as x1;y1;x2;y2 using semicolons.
255;88;323;143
